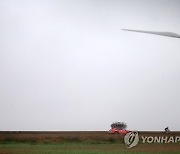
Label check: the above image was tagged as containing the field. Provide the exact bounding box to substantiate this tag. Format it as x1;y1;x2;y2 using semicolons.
0;131;180;154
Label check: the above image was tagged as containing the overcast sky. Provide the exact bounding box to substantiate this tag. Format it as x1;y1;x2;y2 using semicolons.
0;0;180;131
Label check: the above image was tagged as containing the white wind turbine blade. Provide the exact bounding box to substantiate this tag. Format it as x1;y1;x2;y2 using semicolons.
122;29;180;38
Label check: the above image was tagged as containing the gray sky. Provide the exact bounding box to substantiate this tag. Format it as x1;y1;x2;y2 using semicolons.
0;0;180;131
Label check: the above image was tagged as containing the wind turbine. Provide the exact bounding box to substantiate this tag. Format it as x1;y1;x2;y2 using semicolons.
122;29;180;38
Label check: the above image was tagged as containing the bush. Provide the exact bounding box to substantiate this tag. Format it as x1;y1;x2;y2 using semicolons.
111;122;127;130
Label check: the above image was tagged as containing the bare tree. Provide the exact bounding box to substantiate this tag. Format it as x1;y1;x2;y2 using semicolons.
111;122;127;130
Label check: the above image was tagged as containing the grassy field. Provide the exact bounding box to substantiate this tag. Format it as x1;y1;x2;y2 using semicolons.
0;131;180;153
0;142;180;154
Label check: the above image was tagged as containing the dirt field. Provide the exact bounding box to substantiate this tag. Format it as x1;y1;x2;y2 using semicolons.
0;131;180;153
